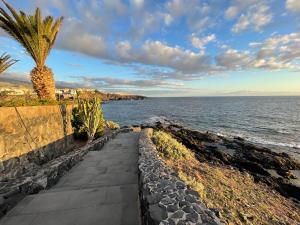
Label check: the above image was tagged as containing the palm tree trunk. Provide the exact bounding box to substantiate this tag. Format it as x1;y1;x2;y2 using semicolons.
30;66;56;100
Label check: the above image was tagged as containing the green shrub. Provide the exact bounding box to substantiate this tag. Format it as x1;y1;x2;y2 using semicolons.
105;120;120;130
71;107;88;140
0;95;73;107
152;130;192;160
71;97;104;141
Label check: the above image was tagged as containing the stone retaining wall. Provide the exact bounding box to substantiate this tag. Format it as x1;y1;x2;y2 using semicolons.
0;105;75;179
138;128;223;225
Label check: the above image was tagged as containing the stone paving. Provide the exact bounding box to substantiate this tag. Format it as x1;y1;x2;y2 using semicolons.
0;132;141;225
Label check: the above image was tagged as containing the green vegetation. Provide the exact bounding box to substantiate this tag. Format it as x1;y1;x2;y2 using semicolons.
152;130;192;160
0;53;17;74
153;129;300;225
72;97;105;142
0;1;63;100
0;95;73;107
105;120;120;130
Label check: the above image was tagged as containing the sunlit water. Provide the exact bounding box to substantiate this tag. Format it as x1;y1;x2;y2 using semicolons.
103;96;300;159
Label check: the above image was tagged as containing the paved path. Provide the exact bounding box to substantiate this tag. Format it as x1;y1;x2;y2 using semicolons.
0;132;141;225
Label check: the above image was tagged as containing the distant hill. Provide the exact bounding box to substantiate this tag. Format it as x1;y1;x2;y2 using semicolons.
0;77;31;88
0;77;145;101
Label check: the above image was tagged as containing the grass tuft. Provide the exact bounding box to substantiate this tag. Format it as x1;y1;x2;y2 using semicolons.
152;130;192;160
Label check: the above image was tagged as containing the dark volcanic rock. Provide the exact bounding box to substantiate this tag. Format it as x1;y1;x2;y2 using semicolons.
155;122;300;201
234;160;271;176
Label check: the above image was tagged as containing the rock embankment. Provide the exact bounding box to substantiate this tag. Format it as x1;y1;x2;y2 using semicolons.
138;128;223;225
155;122;300;202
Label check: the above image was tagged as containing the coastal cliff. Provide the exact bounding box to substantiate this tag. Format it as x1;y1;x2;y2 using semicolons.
95;91;145;101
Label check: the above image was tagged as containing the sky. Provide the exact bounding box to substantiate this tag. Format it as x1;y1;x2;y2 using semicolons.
0;0;300;97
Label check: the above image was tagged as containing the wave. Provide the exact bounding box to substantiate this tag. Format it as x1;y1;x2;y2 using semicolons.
144;116;300;151
276;129;291;135
216;131;300;150
144;116;183;126
249;137;300;150
145;116;169;124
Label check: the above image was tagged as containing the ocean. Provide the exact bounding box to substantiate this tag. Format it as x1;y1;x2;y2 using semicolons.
103;96;300;159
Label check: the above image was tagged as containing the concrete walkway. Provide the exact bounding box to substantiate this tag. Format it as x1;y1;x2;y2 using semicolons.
0;132;141;225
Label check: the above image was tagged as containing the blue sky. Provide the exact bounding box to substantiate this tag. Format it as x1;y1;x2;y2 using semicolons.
0;0;300;96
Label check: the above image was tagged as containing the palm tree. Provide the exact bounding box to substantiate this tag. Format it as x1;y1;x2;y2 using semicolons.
0;53;17;74
0;0;63;99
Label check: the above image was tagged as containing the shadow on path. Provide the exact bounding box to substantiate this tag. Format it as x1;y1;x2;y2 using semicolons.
0;132;141;225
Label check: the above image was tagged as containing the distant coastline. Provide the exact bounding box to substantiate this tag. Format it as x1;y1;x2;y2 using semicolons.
0;77;146;103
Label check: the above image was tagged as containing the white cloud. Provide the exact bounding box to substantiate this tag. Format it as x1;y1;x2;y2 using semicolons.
216;49;251;70
131;0;144;8
225;0;261;20
165;0;215;32
251;32;300;70
225;6;239;19
286;0;300;12
217;31;300;71
75;76;183;88
2;0;300;83
232;4;272;33
140;41;209;74
166;0;195;18
103;0;127;14
164;14;173;26
191;34;216;52
57;18;107;58
116;41;133;60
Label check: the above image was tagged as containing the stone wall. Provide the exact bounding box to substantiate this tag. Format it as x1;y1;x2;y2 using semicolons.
138;128;223;225
0;105;75;179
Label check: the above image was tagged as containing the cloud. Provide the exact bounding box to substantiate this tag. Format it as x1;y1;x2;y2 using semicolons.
102;0;127;14
164;14;173;26
139;41;212;74
225;0;261;20
217;31;300;71
216;49;251;70
0;71;30;83
165;0;215;31
1;0;300;85
286;0;300;12
165;0;196;18
116;41;134;61
131;0;144;8
56;18;107;58
232;4;272;33
110;31;300;80
73;76;184;88
250;32;300;70
191;34;216;52
225;6;239;20
114;40;212;76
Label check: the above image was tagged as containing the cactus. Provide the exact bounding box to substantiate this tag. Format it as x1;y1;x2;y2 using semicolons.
77;97;104;142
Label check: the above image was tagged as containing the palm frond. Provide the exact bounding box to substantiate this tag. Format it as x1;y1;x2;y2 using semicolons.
0;0;63;68
0;53;18;74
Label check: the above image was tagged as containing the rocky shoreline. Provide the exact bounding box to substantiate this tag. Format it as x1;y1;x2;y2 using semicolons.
143;121;300;205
